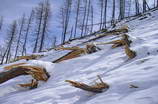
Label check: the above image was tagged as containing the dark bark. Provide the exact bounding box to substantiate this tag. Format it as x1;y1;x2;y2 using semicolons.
111;0;115;26
99;0;104;30
135;0;140;15
90;5;94;34
14;14;25;60
22;10;34;56
119;0;125;20
80;0;88;37
0;16;3;31
103;0;107;28
62;0;72;44
84;0;91;35
39;0;51;52
74;0;80;38
1;21;17;64
33;2;44;53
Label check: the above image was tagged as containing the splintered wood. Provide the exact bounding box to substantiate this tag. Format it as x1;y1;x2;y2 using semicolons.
65;75;109;93
53;44;100;63
96;34;132;49
124;44;136;59
14;54;44;61
4;63;26;70
19;79;38;89
0;65;50;89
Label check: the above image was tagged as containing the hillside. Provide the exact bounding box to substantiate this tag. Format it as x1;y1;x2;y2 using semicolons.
0;8;158;104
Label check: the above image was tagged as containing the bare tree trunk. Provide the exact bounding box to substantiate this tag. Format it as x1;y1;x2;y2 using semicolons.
22;10;34;56
0;16;3;31
14;14;25;60
103;0;107;28
33;2;44;53
90;5;94;34
119;0;125;20
74;0;80;38
69;26;73;40
1;21;17;64
135;0;140;15
111;0;115;26
128;0;132;17
39;0;51;52
99;0;104;30
84;0;91;35
62;0;72;44
80;0;88;37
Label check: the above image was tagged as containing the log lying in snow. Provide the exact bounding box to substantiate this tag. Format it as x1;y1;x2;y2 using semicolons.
53;44;100;63
65;75;109;93
0;65;50;89
0;67;29;84
4;63;27;70
53;50;84;63
84;26;129;43
95;34;132;49
14;54;44;61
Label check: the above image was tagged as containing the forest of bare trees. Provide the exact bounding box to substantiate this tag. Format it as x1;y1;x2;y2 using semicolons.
0;0;157;64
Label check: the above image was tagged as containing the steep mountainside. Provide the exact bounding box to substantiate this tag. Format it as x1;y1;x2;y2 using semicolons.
0;9;158;104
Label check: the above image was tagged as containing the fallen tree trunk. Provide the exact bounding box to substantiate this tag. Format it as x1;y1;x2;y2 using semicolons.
0;67;29;84
65;75;109;93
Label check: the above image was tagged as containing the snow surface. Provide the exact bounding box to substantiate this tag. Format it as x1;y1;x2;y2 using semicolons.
1;9;158;104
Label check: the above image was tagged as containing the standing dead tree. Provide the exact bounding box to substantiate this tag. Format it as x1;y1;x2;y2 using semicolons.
22;10;34;56
80;0;88;37
74;0;81;38
84;0;91;35
119;0;125;20
61;0;72;44
90;5;94;34
135;0;140;15
14;14;26;60
103;0;107;28
111;0;116;26
33;2;44;53
1;21;17;64
143;0;150;13
98;0;104;30
38;0;51;52
0;16;3;31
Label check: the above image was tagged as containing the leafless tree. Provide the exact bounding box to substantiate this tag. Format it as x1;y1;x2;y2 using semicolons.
14;14;26;60
80;0;88;37
33;2;44;53
119;0;125;20
74;0;81;38
0;16;3;31
22;10;34;56
1;21;17;64
135;0;140;15
111;0;116;26
38;0;51;52
61;0;72;44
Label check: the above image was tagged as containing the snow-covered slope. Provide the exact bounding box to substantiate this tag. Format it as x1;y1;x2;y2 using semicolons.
1;9;158;104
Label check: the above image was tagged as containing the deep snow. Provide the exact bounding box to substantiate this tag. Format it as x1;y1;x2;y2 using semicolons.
1;9;158;104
